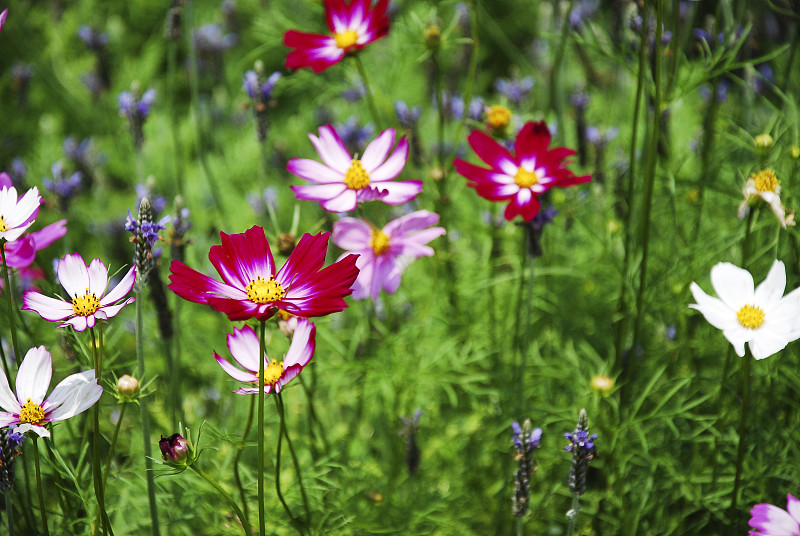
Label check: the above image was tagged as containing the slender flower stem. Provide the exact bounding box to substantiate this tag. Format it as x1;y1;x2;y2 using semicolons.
727;349;752;534
0;241;21;379
234;395;256;522
566;495;581;536
513;226;534;414
102;403;127;491
273;395;300;533
5;490;14;536
257;320;266;536
276;393;310;527
550;0;576;134
135;293;160;536
515;517;523;536
89;328;113;536
352;56;382;130
190;465;253;536
32;437;50;536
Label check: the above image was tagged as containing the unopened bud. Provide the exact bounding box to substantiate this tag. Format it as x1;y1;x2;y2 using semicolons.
487;105;512;131
277;233;296;256
117;374;139;397
424;25;441;50
159;433;189;464
755;133;773;150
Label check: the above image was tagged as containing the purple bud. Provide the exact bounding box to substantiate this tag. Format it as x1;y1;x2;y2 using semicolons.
159;433;189;464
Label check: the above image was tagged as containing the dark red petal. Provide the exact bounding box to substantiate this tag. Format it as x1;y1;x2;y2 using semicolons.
467;129;515;169
168;261;236;304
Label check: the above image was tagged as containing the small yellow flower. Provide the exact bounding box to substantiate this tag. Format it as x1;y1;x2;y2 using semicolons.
755;133;773;150
486;105;512;130
591;375;614;394
738;169;794;228
791;145;800;159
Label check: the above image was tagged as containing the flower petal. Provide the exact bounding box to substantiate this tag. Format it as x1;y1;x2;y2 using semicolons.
100;266;136;306
710;262;754;310
22;291;74;321
57;253;91;298
214;352;259;383
15;346;52;406
283;318;315;368
332;218;371;250
754;260;787;310
227;324;262;372
87;259;109;298
361;129;395;171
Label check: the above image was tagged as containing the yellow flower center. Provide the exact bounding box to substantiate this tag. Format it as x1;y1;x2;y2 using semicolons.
277;309;293;321
72;289;101;316
19;398;46;425
246;276;285;304
0;215;7;232
487;105;512;129
344;160;370;190
370;229;391;255
736;304;765;329
334;30;359;49
258;359;284;386
514;167;538;188
752;169;780;193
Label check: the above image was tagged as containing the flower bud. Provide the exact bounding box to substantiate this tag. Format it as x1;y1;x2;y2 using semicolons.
117;374;139;397
590;374;614;394
791;146;800;159
159;433;189;464
755;133;773;150
423;25;441;50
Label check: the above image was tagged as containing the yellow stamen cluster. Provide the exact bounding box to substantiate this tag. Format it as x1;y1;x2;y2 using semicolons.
259;359;284;386
736;304;765;329
344;160;370;190
334;30;359;49
277;309;293;321
751;169;780;193
0;215;7;232
514;167;539;188
487;105;512;129
370;229;391;255
19;398;45;425
246;276;285;304
72;289;101;317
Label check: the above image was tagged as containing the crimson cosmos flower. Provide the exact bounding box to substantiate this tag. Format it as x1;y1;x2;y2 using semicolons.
454;121;591;222
283;0;390;73
168;226;359;321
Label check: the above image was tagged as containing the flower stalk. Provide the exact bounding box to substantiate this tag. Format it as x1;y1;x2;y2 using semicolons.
32;437;50;536
0;241;21;377
189;465;253;536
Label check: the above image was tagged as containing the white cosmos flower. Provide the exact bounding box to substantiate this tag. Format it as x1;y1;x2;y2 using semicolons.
689;260;800;360
0;346;103;437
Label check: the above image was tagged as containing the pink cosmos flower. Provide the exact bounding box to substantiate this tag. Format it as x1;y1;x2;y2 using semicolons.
284;0;390;73
168;225;359;322
749;494;800;535
214;317;316;395
0;184;41;243
454;121;591;222
22;253;136;331
0;345;103;438
0;9;7;33
332;210;445;303
289;125;422;213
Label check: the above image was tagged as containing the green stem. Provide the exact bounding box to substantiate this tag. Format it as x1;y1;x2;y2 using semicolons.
190;465;253;536
352;56;382;130
167;38;184;197
550;0;575;135
513;226;534;414
102;403;127;491
0;241;21;379
32;437;50;536
135;293;160;536
234;395;256;522
515;516;523;536
257;320;266;536
273;394;300;534
90;328;113;536
276;393;310;527
5;491;14;536
727;349;752;534
566;494;580;536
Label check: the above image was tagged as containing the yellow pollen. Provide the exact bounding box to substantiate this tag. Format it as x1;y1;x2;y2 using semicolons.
0;215;7;232
334;30;359;49
514;167;538;188
344;160;370;190
487;105;512;129
246;276;285;304
370;229;391;255
72;289;101;316
736;304;765;329
277;309;293;321
19;398;46;425
258;359;284;386
752;169;780;193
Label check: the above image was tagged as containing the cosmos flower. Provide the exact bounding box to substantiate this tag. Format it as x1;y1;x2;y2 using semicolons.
749;494;800;536
288;125;422;213
689;260;800;360
738;169;795;228
454;121;591;221
284;0;390;73
22;253;136;331
168;225;359;321
0;9;7;33
0;184;41;243
332;210;445;303
0;346;103;438
2;220;67;268
214;317;316;395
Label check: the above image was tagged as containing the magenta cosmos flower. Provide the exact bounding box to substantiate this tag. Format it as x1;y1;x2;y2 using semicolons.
284;0;390;73
169;225;359;321
0;346;103;438
454;121;591;222
332;210;445;303
22;253;136;331
0;184;41;243
289;125;422;213
214;317;316;395
749;494;800;535
0;9;7;33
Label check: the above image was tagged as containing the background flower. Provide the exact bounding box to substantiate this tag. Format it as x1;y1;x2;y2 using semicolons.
749;493;800;535
0;185;41;242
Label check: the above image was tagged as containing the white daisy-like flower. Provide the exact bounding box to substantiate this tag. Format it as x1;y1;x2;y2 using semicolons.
0;346;103;438
737;169;795;228
689;260;800;360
